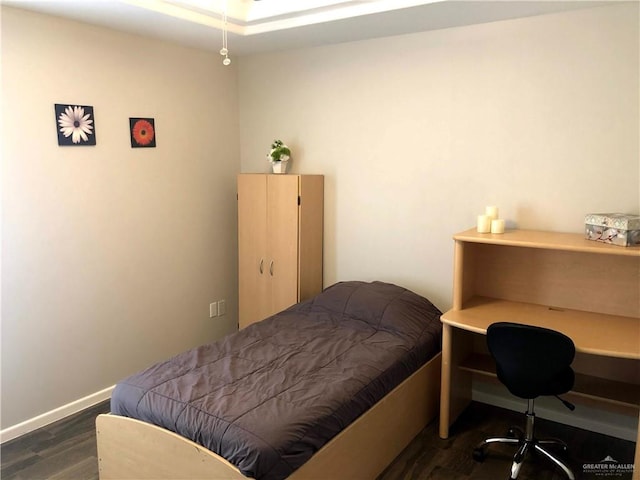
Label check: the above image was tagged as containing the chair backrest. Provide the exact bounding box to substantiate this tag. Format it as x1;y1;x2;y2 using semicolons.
487;322;576;400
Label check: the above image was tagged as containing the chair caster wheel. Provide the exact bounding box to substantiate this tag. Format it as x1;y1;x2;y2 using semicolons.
472;447;487;462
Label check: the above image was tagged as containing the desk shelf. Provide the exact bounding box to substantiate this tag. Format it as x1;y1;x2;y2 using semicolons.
459;353;640;410
452;228;640;256
439;228;640;446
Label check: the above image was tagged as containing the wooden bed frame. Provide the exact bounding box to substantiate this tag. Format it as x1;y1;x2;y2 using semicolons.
96;353;441;480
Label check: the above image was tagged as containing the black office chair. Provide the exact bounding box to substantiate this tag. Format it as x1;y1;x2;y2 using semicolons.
472;322;576;480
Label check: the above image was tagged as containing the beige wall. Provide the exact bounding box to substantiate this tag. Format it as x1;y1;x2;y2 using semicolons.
238;3;639;310
1;7;240;428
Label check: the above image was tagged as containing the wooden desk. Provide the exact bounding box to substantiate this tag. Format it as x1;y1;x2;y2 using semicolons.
438;229;640;474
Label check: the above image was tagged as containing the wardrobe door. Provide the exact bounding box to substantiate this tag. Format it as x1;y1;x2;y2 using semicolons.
238;175;269;329
267;175;300;316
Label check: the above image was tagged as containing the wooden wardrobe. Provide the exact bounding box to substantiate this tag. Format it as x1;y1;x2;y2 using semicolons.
237;174;324;329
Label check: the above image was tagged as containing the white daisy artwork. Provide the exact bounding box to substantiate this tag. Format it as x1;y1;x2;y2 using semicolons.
55;104;96;146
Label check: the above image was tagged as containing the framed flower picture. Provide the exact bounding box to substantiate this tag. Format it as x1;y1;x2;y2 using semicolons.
55;104;96;146
129;118;156;148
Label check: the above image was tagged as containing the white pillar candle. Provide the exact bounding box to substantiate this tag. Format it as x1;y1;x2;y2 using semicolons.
491;219;505;234
477;215;492;233
485;206;499;220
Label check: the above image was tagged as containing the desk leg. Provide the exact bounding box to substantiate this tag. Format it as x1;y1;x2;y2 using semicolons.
439;324;453;439
633;412;639;480
439;324;473;439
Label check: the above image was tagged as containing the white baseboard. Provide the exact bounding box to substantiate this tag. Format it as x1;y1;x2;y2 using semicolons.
0;385;114;444
473;381;638;442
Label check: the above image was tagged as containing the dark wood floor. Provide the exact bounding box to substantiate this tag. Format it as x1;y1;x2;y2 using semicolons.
378;402;635;480
0;401;110;480
1;400;635;480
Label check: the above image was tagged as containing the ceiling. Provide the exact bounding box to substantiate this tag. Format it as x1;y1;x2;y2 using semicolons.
2;0;612;56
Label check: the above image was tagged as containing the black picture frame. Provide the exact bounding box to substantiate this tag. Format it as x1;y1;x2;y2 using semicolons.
54;104;96;146
129;118;156;148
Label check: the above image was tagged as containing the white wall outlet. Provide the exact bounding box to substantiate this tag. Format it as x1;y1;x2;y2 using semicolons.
209;302;218;318
217;299;226;316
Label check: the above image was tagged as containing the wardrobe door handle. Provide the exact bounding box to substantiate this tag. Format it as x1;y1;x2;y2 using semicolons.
259;258;264;274
269;260;274;276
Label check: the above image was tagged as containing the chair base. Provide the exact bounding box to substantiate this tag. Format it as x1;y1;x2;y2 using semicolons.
473;401;575;480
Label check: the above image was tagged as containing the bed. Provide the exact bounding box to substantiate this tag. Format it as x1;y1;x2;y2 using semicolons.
96;281;443;479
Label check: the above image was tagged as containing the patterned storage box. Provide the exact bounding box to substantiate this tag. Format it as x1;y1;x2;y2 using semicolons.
585;213;640;247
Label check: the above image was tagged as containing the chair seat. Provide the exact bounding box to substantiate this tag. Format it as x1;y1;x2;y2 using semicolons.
499;365;575;399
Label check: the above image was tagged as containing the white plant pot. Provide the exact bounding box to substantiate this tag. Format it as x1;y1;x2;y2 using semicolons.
271;161;289;174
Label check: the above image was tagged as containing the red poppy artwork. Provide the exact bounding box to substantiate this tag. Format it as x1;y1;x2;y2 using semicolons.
129;118;156;148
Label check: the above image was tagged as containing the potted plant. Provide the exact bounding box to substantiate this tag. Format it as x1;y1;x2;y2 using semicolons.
267;139;291;174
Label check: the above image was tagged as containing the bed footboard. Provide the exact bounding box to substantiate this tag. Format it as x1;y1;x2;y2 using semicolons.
96;414;248;479
96;352;441;480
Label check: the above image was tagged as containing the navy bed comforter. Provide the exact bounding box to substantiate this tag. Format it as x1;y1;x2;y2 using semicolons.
111;281;442;480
